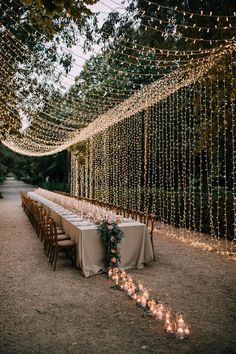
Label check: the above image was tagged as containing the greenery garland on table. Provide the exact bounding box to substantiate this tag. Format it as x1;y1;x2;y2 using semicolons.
96;219;124;269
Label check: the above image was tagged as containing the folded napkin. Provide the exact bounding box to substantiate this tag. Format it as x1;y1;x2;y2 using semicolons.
60;213;76;216
73;221;92;226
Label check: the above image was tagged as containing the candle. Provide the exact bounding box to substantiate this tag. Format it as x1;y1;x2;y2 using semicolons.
120;271;126;279
141;297;146;308
137;295;142;304
176;327;184;340
138;283;144;292
177;318;185;328
156;310;163;320
115;274;119;285
128;288;133;296
143;290;149;300
184;327;190;336
124;282;128;291
152;309;158;319
150;304;154;312
166;324;173;333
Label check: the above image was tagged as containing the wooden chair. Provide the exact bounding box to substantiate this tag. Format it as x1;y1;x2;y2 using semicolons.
33;203;43;238
49;219;76;271
47;218;70;260
41;211;51;251
20;191;28;211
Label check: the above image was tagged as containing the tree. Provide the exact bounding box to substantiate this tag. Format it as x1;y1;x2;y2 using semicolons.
0;143;69;190
20;0;98;34
0;0;99;140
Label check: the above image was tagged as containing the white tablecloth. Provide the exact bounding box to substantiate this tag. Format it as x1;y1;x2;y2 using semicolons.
28;191;154;277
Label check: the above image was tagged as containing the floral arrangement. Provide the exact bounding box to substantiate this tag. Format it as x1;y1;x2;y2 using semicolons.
108;268;191;340
96;218;124;269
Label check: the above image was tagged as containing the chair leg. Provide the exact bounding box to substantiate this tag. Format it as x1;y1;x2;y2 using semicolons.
49;244;55;264
40;227;44;242
150;234;156;261
53;248;58;271
47;241;51;258
44;231;49;253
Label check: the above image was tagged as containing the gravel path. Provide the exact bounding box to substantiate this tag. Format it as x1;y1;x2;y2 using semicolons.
0;178;236;354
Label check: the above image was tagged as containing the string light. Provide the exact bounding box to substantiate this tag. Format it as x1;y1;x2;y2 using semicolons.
1;6;235;157
68;49;236;260
144;0;236;19
1;0;236;260
140;12;236;32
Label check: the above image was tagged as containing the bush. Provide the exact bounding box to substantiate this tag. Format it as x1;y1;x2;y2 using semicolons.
38;181;70;193
0;163;7;183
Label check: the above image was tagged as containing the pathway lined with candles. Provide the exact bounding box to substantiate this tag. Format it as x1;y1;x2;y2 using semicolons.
0;178;236;353
108;268;190;340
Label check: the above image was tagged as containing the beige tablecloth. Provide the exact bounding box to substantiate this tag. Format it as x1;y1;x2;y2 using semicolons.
28;191;154;277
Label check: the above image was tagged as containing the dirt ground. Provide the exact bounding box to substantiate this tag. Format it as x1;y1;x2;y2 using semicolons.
0;178;236;354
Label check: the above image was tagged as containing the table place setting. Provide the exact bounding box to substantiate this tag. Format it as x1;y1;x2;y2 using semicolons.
65;215;81;219
73;221;93;227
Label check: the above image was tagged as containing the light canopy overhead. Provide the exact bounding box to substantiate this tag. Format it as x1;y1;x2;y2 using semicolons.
1;0;236;156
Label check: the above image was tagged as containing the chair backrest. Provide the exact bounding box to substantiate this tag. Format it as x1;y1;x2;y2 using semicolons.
149;214;157;233
131;209;138;220
137;211;145;223
41;209;50;230
50;219;58;246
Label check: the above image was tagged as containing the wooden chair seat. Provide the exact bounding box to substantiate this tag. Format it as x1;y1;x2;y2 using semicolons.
58;239;76;247
56;227;65;235
57;234;70;241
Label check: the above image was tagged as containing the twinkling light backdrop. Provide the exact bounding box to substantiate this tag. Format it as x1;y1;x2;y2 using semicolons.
1;1;236;255
71;50;236;256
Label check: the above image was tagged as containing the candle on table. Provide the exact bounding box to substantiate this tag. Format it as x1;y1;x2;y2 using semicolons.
141;296;147;308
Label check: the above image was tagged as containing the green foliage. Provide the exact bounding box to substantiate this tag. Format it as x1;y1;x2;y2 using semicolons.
0;144;69;191
95;0;236;50
0;0;99;140
97;219;124;269
20;0;99;37
0;163;8;182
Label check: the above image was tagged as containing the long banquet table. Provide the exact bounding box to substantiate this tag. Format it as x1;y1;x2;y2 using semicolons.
28;191;154;277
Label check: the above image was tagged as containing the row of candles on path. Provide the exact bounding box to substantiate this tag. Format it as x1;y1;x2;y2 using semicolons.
108;268;190;340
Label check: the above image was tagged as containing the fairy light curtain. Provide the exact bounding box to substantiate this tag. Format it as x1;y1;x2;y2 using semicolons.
1;1;236;255
71;49;236;255
1;1;236;155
